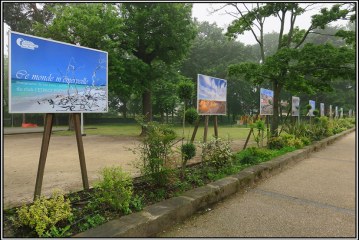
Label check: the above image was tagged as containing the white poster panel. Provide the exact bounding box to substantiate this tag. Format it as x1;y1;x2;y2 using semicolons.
320;103;325;117
329;105;333;118
291;96;300;116
9;31;108;113
197;74;227;115
309;100;315;116
260;88;273;115
335;106;339;118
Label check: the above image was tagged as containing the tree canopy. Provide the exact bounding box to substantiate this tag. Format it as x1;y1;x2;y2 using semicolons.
226;3;355;135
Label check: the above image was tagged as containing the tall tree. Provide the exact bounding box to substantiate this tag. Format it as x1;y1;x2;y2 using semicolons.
3;2;55;33
120;3;196;134
226;3;355;135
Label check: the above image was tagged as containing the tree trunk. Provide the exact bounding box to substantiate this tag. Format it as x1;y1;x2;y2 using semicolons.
271;81;282;136
160;110;164;123
140;89;152;136
122;101;127;119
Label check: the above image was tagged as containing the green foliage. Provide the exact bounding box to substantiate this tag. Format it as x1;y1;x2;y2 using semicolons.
130;194;144;212
43;225;72;238
181;142;196;161
138;122;177;187
202;138;233;169
177;79;194;103
236;147;274;165
226;3;355;135
332;118;354;134
94;166;133;214
78;214;106;233
236;146;296;165
268;133;304;150
14;190;72;237
306;104;312;111
185;108;199;125
250;119;266;147
313;109;319;116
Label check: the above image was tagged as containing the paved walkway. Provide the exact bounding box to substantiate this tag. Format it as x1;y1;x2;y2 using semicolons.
158;132;356;237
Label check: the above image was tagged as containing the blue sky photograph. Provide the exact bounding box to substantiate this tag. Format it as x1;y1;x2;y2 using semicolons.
10;32;107;86
197;74;227;101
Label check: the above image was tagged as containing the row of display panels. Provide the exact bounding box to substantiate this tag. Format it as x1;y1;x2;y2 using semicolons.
8;32;351;117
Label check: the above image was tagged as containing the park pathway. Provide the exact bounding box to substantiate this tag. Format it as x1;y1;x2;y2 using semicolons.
158;131;356;237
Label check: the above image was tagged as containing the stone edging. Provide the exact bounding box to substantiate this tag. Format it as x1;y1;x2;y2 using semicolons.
74;128;355;237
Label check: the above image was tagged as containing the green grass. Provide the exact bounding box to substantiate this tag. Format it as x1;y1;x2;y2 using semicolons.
53;123;251;141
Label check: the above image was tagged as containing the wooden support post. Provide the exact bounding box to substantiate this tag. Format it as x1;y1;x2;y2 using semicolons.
243;113;259;150
73;113;89;190
203;115;209;143
266;115;270;145
190;116;201;143
34;113;54;200
214;116;218;138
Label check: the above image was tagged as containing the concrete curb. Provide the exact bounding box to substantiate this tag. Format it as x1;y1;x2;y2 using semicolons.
74;128;355;237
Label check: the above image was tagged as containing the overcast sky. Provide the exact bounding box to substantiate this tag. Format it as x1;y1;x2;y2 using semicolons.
192;3;346;45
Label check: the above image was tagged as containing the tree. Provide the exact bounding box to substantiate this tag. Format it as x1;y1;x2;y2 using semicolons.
226;3;355;135
120;3;196;134
3;3;55;34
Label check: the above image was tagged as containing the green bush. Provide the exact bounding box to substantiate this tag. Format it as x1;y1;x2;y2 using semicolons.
14;190;72;237
139;122;177;187
202;138;233;169
268;133;303;149
328;118;354;135
94;166;133;214
185;108;199;125
236;146;296;165
299;136;311;146
236;147;273;165
181;142;196;161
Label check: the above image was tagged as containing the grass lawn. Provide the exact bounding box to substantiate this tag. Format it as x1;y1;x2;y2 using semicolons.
53;123;252;141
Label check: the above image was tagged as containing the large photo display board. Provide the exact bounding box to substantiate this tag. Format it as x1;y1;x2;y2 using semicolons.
197;74;227;115
9;31;108;113
260;88;273;115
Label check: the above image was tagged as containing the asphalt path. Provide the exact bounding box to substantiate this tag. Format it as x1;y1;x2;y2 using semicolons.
158;131;356;237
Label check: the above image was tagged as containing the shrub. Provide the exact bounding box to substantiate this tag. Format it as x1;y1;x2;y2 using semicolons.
185;108;199;125
94;166;133;214
138;122;177;187
181;142;196;161
14;190;72;237
299;136;311;146
236;147;273;165
268;133;303;149
202;138;233;169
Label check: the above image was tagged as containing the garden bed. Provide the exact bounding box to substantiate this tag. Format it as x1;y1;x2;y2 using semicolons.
3;118;355;237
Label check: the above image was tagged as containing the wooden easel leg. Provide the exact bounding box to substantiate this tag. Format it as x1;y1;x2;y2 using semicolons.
73;113;89;190
203;115;209;143
266;115;270;145
190;117;201;143
243;113;260;150
214;116;218;138
34;113;54;200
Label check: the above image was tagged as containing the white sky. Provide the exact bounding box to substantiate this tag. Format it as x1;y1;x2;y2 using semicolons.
192;3;347;45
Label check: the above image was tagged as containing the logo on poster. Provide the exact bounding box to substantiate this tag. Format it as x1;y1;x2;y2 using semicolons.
16;38;39;50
